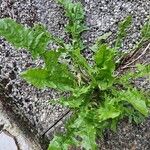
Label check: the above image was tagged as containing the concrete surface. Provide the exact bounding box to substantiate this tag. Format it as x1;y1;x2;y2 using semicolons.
0;0;150;149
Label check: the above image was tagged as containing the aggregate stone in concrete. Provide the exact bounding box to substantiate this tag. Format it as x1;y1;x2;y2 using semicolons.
0;101;42;150
0;0;150;149
0;40;68;135
0;0;68;137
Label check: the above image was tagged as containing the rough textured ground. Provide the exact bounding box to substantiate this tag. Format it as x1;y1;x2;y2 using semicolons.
99;118;150;150
0;0;150;149
0;100;41;150
0;0;68;137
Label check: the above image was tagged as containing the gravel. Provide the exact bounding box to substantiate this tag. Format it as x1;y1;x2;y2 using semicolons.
0;0;150;149
99;118;150;150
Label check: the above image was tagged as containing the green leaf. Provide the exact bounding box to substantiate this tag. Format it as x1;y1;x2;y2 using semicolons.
99;107;121;121
43;50;77;91
58;86;91;108
49;133;80;150
48;136;62;150
136;64;150;79
91;32;112;52
110;118;119;132
119;88;149;116
124;106;145;124
118;64;150;87
43;51;61;70
115;16;132;49
0;18;51;57
73;86;91;97
58;97;83;108
21;68;53;88
94;44;115;69
61;1;84;25
79;126;97;150
96;69;115;90
69;109;97;150
141;20;150;40
57;0;86;50
94;44;116;90
98;99;121;121
71;49;93;78
66;23;87;38
21;67;76;91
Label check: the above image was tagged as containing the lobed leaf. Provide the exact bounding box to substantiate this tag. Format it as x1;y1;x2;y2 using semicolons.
115;16;132;49
94;44;116;90
48;136;62;150
69;109;97;150
141;20;150;40
21;67;76;91
0;18;51;57
91;32;112;52
118;88;149;116
117;64;150;87
98;98;121;121
57;0;86;50
72;49;93;77
77;126;97;150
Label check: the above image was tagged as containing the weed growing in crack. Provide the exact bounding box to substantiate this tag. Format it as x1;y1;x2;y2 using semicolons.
0;0;150;149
